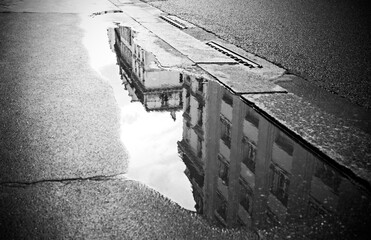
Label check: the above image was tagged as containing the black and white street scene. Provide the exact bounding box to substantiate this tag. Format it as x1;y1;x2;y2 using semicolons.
1;0;370;239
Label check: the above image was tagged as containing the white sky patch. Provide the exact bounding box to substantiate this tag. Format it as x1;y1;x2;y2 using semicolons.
121;109;195;210
80;14;195;211
80;15;116;71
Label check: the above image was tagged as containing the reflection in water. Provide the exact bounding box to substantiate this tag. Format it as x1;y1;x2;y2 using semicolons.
109;26;182;116
110;25;371;239
178;74;371;239
108;26;195;210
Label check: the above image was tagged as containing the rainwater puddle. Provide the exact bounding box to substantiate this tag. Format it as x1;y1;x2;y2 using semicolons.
83;15;371;239
81;15;195;211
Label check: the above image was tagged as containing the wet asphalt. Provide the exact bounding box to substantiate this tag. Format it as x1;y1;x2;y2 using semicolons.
0;4;238;239
0;2;249;239
1;0;370;238
149;0;371;109
0;12;127;183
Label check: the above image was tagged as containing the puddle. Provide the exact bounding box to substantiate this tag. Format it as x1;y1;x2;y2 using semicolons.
81;15;195;211
84;16;371;239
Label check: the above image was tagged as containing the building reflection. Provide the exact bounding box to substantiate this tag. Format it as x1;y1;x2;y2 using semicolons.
110;25;371;239
110;26;183;117
177;77;371;239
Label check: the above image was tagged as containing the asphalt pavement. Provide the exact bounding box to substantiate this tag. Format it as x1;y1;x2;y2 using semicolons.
0;12;127;183
0;1;248;239
1;0;370;239
148;0;371;109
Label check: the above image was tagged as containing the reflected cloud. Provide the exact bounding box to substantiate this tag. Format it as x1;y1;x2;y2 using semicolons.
109;24;196;211
81;14;196;211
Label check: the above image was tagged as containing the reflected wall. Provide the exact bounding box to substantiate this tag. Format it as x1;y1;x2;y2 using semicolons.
178;77;371;239
110;24;371;239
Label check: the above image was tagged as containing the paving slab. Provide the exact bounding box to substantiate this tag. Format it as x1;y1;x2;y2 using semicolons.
112;3;162;23
199;64;287;94
209;40;286;74
140;22;236;64
101;12;196;69
242;93;371;185
115;3;236;64
127;24;195;69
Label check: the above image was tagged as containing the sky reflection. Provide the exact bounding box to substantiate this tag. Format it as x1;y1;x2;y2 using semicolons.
81;14;195;211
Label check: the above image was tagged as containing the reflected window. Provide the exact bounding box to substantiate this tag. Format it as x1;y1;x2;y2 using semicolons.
314;161;341;194
222;93;233;106
182;153;204;188
185;90;191;114
220;115;231;148
269;163;290;206
216;192;227;222
184;124;190;143
275;132;294;156
240;184;253;214
242;136;256;173
197;105;203;127
160;93;169;107
245;109;259;128
134;61;137;75
128;31;132;46
142;67;145;82
185;75;191;84
196;77;204;92
141;49;145;62
197;136;202;158
194;190;204;214
307;196;328;218
218;156;229;186
266;207;280;226
186;89;190;98
138;66;142;80
179;92;183;107
179;73;183;83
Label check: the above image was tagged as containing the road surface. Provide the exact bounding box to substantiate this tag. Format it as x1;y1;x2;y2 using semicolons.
149;0;371;108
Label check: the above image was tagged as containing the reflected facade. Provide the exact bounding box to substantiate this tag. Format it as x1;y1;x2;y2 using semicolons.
178;77;371;239
112;26;183;115
110;25;371;239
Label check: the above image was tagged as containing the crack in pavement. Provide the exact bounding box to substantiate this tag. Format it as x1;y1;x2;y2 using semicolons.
0;173;127;188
